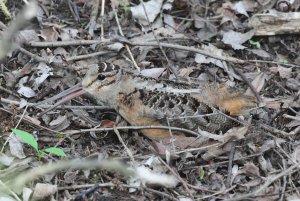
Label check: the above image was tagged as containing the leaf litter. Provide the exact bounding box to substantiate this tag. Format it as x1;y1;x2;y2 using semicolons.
0;0;300;200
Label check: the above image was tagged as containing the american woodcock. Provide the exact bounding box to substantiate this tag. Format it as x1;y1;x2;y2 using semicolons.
39;62;256;139
76;62;256;139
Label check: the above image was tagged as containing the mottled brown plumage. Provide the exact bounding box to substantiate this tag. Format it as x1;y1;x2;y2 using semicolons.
81;62;256;139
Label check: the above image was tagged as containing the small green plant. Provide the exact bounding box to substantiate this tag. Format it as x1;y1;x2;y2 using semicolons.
118;0;130;12
0;0;12;19
249;40;261;49
199;168;205;181
12;128;66;160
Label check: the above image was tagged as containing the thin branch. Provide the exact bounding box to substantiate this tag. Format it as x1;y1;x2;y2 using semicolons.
0;86;20;98
224;162;300;201
19;47;48;62
111;4;140;71
259;123;292;137
158;157;193;197
126;41;245;64
113;126;135;161
226;141;236;188
100;0;105;40
67;126;200;137
87;0;100;36
125;41;300;68
66;50;114;61
140;0;178;79
67;0;80;22
28;39;111;47
231;66;262;103
0;97;111;110
0;104;29;153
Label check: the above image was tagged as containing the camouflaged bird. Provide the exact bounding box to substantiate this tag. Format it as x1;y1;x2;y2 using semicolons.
78;62;256;139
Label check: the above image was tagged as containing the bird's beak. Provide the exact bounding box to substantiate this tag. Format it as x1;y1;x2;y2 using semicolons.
36;83;86;116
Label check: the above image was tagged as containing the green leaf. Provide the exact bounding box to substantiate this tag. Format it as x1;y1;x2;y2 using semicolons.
12;128;38;151
44;147;66;157
37;151;44;161
249;40;261;49
199;169;205;181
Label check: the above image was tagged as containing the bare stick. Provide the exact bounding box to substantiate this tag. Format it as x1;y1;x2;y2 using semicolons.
67;125;200;137
28;39;111;47
226;141;236;188
158;157;193;197
225;162;300;201
19;47;113;64
283;114;300;121
1;97;111;110
140;0;178;79
113;126;135;161
126;41;300;68
0;104;29;153
231;66;262;103
67;0;80;21
87;0;100;36
259;123;291;137
112;4;140;71
0;86;20;97
127;41;245;64
100;0;105;40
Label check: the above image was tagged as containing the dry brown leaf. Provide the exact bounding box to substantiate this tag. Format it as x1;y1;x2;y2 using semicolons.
195;44;224;68
60;28;79;41
131;0;163;26
33;62;53;89
141;68;165;78
286;77;300;91
237;178;262;188
269;66;292;78
259;138;286;153
222;30;255;50
49;115;70;131
16;29;39;44
291;144;300;163
258;155;268;173
39;27;59;42
247;49;271;58
233;0;257;17
193;14;218;40
262;96;297;109
32;183;57;200
243;162;260;176
244;72;267;96
99;119;116;128
17;86;36;98
222;125;249;142
202;141;238;161
0;153;14;166
201;125;249;161
9;134;26;159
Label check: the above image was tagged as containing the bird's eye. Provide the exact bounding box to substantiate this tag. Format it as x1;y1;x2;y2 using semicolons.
97;74;106;80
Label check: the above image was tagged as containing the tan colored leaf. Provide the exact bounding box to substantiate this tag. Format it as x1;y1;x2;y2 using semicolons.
32;183;57;200
244;72;267;96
